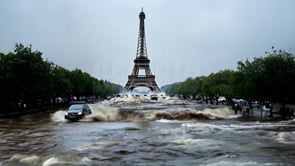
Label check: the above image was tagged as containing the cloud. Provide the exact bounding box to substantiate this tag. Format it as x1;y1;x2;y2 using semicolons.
1;0;295;87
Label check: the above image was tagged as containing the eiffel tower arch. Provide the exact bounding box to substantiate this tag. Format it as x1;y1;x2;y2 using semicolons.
125;9;160;92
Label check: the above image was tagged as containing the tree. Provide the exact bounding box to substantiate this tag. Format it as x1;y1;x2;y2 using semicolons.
201;70;234;97
233;48;295;117
51;65;72;97
165;77;204;97
0;43;123;113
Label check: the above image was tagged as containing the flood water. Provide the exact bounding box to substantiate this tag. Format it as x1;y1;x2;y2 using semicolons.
1;95;295;166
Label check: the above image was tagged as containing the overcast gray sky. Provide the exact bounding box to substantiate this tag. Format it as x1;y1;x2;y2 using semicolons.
1;0;295;87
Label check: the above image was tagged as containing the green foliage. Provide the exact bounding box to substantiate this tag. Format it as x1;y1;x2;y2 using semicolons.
0;44;53;103
233;49;295;103
166;76;204;97
0;43;122;112
201;70;234;97
166;70;234;97
164;48;295;105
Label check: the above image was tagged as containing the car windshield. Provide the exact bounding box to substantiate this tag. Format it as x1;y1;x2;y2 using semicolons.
69;104;83;110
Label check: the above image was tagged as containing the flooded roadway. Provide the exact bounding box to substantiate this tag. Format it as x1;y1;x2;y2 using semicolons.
1;96;295;166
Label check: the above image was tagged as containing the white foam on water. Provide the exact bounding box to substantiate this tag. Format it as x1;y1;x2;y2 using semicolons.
110;96;143;104
204;160;281;166
8;154;41;165
19;155;40;164
8;154;58;166
172;138;228;152
181;122;262;136
183;121;295;145
73;140;120;151
156;127;186;138
86;104;121;122
155;119;183;123
42;157;60;166
107;94;178;106
172;138;204;145
182;122;230;132
80;157;92;163
183;121;285;132
50;110;67;122
42;156;93;166
162;99;189;105
201;107;234;119
8;154;27;161
273;131;295;144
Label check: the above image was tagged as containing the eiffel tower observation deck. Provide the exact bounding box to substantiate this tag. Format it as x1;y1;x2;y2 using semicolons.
125;9;160;92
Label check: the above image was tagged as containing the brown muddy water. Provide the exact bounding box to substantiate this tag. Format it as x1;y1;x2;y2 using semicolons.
1;95;295;166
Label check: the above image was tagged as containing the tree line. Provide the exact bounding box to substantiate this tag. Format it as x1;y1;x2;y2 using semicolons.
164;48;295;113
0;43;122;113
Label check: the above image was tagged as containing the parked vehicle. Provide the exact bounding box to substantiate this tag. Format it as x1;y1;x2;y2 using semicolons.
65;104;92;121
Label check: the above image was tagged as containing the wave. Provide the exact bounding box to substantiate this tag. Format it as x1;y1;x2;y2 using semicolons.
204;160;281;166
6;154;40;165
5;154;92;166
87;106;234;122
50;110;67;122
73;140;120;151
201;107;236;119
50;104;234;122
106;95;183;106
86;104;145;122
172;138;206;145
86;104;121;121
146;107;233;121
88;106;235;122
269;131;295;144
43;157;60;166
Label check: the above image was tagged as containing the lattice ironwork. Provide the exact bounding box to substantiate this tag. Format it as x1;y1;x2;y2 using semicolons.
125;9;160;92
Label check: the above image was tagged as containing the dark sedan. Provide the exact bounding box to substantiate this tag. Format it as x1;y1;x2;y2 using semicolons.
65;104;92;121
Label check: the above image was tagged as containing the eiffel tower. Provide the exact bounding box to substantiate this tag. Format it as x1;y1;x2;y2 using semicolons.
125;9;160;92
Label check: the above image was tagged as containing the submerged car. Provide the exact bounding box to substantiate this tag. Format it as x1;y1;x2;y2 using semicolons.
65;104;92;121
